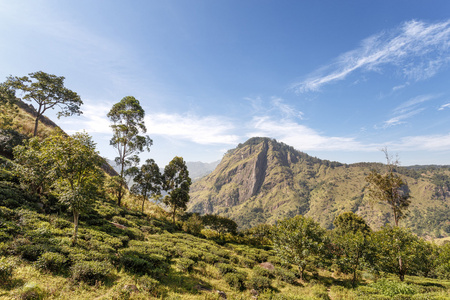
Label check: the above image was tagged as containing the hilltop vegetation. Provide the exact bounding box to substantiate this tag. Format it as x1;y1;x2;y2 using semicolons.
189;137;450;238
1;73;450;299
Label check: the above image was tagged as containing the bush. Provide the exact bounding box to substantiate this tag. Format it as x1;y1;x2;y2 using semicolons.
136;275;164;297
253;265;273;278
71;260;113;284
215;263;236;275
367;279;416;297
247;275;271;291
224;272;247;290
274;267;297;284
19;282;45;300
0;256;14;283
35;252;67;273
175;258;195;273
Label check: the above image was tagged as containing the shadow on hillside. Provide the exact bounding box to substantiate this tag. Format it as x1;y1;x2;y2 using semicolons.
160;270;212;295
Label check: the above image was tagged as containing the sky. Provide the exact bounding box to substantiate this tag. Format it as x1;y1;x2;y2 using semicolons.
1;0;450;167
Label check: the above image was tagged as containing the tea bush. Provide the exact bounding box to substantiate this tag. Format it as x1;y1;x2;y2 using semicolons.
175;257;195;273
0;256;14;283
215;263;236;275
35;252;67;273
253;265;274;278
273;267;297;284
247;275;271;291
71;260;113;284
224;272;247;290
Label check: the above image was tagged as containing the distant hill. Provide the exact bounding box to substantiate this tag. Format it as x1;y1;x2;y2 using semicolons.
188;137;450;237
186;160;220;181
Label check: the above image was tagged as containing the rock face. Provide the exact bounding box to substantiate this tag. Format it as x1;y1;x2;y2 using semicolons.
188;137;450;236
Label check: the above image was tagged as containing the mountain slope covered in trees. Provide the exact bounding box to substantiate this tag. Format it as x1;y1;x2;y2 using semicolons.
189;137;450;237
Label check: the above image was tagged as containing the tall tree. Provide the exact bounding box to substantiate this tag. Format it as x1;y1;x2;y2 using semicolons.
7;71;82;136
366;148;412;281
272;215;325;280
129;159;162;212
163;156;191;223
366;148;411;227
42;132;104;245
107;96;152;206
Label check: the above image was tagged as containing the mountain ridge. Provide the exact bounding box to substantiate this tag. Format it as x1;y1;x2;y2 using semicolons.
188;137;450;237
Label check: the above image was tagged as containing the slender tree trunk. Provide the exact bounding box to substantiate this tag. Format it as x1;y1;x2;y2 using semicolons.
141;196;145;213
72;210;79;246
33;115;40;136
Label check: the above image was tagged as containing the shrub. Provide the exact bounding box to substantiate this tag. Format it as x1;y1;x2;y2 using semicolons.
274;267;297;284
202;253;220;264
247;275;271;291
71;260;113;284
136;275;164;297
215;263;235;275
19;282;45;300
120;254;152;274
35;252;67;273
224;272;247;290
0;256;14;283
175;258;195;273
239;256;256;268
253;265;273;278
367;279;416;297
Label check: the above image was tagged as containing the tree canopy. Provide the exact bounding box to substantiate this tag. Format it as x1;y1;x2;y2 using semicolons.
107;96;152;206
6;71;82;136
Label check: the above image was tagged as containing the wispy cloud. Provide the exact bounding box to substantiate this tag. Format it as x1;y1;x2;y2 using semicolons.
396;133;450;151
271;97;304;119
293;19;450;93
145;113;239;145
248;116;368;151
380;94;437;128
438;103;450;111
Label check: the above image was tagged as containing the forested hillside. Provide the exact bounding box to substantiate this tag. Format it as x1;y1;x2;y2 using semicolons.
189;137;450;237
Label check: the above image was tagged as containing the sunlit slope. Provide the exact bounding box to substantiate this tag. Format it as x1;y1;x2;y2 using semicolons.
189;137;450;236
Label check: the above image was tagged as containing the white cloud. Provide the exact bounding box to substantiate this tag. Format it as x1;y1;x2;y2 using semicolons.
145;113;239;145
293;19;450;93
271;97;304;119
393;94;435;114
438;103;450;110
396;133;450;151
248;116;368;151
57;101;113;134
382;108;425;128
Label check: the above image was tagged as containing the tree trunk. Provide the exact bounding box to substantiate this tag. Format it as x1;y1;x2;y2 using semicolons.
72;210;79;246
33;115;40;136
399;256;404;281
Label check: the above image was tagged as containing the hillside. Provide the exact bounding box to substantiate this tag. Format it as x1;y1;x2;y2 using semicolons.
188;137;450;236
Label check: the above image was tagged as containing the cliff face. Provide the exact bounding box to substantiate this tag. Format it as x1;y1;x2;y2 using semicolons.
188;137;450;237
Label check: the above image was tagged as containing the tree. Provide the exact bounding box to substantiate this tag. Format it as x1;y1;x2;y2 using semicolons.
366;149;412;281
107;96;152;206
162;156;191;223
331;212;371;287
202;214;238;239
0;82;18;130
129;159;162;213
42;132;104;245
271;215;325;280
13;136;53;196
7;71;82;136
366;149;411;227
369;226;433;281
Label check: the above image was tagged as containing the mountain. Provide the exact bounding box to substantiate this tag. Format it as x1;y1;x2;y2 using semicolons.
188;137;450;237
186;160;220;181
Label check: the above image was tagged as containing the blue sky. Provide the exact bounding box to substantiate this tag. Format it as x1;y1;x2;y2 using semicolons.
1;0;450;167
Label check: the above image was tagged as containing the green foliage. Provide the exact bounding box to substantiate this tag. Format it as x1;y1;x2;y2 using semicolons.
272;215;325;280
434;243;450;279
182;213;204;235
128;158;161;212
253;265;274;278
163;156;191;223
19;282;46;300
35;252;67;273
247;275;271;291
71;260;113;284
369;226;434;281
107;96;152;206
7;71;82;136
273;267;297;284
224;272;247;290
0;256;14;283
136;275;163;297
202;214;238;237
175;257;195;273
367;279;416;297
215;263;236;275
0;129;26;158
